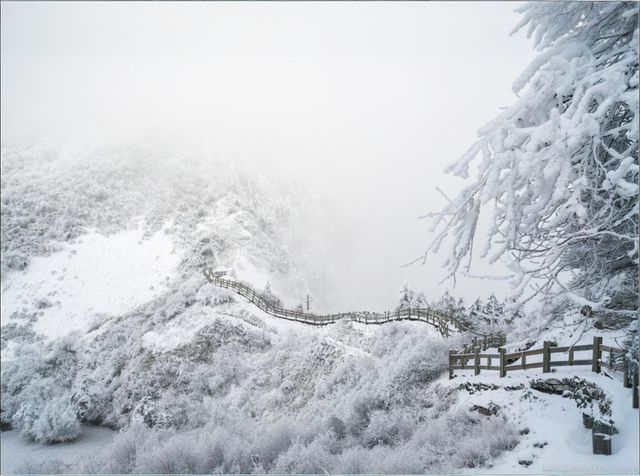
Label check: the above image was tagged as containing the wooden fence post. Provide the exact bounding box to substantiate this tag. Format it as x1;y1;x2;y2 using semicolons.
499;348;506;378
633;369;639;409
568;347;574;366
623;354;631;388
483;335;488;351
592;421;613;455
474;347;480;376
592;336;602;373
521;351;526;370
543;341;551;373
609;347;614;370
449;350;454;379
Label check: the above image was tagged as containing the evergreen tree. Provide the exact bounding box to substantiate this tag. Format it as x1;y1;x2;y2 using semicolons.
483;294;504;325
261;281;282;307
397;283;415;310
434;291;468;327
468;297;485;325
413;290;429;309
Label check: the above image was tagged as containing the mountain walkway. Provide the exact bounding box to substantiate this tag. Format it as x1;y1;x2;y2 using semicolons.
203;268;496;339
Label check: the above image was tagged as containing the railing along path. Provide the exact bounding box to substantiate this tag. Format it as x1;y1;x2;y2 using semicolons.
450;337;638;408
203;268;493;338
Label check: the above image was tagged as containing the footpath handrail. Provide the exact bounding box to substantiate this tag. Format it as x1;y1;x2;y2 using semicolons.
449;336;638;409
202;268;496;338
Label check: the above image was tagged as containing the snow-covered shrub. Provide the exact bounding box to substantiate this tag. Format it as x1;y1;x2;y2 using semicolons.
406;408;519;471
97;398;519;474
16;459;73;475
33;397;81;443
0;322;39;350
11;386;80;443
362;408;412;448
326;415;347;440
272;438;334;474
107;428;141;473
2;335;83;443
134;431;202;474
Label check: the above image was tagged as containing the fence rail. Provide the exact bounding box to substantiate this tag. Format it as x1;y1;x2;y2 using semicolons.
203;268;497;338
449;336;638;409
450;337;635;382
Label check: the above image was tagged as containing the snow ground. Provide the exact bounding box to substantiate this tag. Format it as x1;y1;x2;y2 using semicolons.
0;227;180;340
447;365;639;474
0;425;116;474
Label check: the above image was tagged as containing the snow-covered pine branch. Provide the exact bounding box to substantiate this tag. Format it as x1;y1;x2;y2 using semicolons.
428;2;639;319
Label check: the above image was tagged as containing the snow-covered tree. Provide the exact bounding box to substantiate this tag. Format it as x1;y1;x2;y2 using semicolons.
433;291;469;327
484;294;504;324
468;294;511;330
396;283;430;310
413;290;429;309
468;298;485;325
425;3;639;324
260;281;282;308
396;283;415;310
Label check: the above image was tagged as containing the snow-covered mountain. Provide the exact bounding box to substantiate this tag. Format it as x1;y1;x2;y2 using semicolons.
0;142;637;475
0;142;502;473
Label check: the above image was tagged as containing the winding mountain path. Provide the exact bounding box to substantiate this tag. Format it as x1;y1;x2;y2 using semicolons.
203;268;479;336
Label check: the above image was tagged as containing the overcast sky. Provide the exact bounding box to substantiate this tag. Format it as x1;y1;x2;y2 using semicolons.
1;1;536;311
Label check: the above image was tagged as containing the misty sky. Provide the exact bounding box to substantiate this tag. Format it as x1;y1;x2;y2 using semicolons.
1;2;536;311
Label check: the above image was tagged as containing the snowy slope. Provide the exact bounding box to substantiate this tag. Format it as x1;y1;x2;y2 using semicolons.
1;141;637;475
444;369;638;474
1;227;180;341
1;425;115;475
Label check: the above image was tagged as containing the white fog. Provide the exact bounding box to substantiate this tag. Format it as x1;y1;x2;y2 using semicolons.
1;2;637;475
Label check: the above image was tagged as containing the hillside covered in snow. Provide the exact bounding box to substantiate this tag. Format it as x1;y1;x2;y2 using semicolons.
0;142;506;473
1;141;637;475
1;1;638;475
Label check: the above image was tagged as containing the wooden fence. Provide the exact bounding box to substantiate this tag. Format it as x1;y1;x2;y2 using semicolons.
203;268;490;337
449;336;638;408
456;334;506;353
